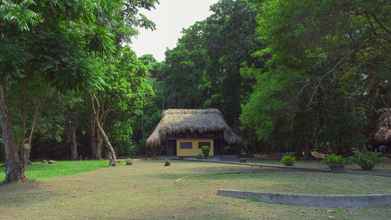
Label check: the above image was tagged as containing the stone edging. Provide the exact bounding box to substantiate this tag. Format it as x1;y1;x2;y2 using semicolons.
217;189;391;208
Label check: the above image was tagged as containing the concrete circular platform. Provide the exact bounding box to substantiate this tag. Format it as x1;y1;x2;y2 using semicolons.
217;189;391;208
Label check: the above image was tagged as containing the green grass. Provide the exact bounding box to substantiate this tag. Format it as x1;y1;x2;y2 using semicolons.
1;160;391;220
0;160;107;182
249;159;391;171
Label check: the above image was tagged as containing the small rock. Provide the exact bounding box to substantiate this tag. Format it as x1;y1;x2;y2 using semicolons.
48;160;56;164
164;161;171;167
42;160;48;164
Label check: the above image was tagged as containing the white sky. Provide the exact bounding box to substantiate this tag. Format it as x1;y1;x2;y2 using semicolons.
131;0;219;61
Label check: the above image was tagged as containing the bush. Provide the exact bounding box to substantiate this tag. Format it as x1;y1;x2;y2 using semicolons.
200;145;211;158
350;150;383;170
164;161;171;167
323;154;345;171
280;155;296;166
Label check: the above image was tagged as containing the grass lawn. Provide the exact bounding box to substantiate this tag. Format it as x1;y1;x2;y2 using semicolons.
0;160;107;182
248;158;391;171
0;160;391;220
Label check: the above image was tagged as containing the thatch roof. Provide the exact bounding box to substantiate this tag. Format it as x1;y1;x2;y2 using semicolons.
374;108;391;145
146;109;241;147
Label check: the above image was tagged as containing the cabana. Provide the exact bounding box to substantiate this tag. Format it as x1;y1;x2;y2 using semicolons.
146;109;241;157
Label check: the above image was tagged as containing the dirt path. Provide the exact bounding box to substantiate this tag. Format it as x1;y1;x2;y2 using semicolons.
1;160;391;220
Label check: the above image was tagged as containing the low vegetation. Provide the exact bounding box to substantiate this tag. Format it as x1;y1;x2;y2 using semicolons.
323;154;346;171
280;154;296;166
351;151;384;171
200;145;211;158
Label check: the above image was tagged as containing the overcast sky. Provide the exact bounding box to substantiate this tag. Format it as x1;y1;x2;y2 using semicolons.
131;0;219;61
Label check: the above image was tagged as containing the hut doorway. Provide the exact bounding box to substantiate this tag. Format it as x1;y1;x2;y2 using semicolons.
166;139;177;156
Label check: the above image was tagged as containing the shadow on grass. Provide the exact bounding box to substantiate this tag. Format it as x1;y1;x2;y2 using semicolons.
0;180;58;207
152;166;291;182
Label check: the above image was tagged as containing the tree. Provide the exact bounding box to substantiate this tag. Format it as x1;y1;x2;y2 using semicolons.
204;0;260;127
0;0;158;183
161;0;260;129
0;0;50;183
241;0;391;154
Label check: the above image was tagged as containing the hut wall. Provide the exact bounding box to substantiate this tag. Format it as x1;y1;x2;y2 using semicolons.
163;131;226;157
176;138;214;157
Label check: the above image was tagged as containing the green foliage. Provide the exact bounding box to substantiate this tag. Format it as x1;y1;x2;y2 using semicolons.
280;154;296;166
240;0;391;153
240;70;293;141
2;0;390;162
161;0;260;127
0;0;42;31
200;145;211;158
0;0;159;164
323;154;346;168
350;150;383;171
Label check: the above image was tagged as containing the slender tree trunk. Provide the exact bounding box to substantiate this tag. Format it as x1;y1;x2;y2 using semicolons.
90;117;97;158
90;117;103;160
95;114;116;166
28;104;39;148
22;104;40;167
96;131;103;160
91;94;117;166
64;112;78;160
71;126;78;160
0;84;25;183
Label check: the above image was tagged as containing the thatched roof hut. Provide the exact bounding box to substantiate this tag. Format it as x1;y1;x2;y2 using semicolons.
375;108;391;145
146;109;241;148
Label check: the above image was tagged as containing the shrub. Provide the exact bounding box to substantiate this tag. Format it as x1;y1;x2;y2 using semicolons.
280;155;296;166
350;150;383;170
200;145;211;158
164;161;171;167
323;154;345;171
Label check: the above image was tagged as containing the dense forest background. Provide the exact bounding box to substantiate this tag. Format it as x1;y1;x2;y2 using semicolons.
1;0;391;167
146;0;391;156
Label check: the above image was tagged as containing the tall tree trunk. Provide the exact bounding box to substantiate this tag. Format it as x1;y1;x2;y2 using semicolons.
0;84;25;183
22;104;40;167
90;117;103;160
28;104;39;149
90;117;97;158
95;114;116;166
71;126;78;160
91;94;117;166
96;131;103;160
64;112;78;160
